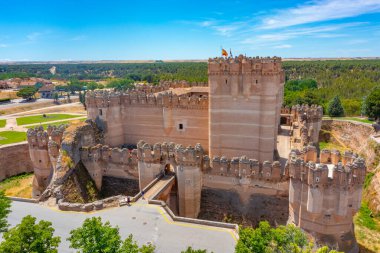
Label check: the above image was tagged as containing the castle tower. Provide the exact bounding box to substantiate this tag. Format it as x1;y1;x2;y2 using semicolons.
287;149;366;253
208;55;285;162
174;143;203;218
27;125;65;198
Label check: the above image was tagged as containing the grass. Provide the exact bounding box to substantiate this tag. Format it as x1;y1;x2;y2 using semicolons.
319;141;347;153
0;119;5;128
0;173;33;198
354;202;380;252
16;113;82;126
25;118;86;129
323;116;375;124
0;131;27;145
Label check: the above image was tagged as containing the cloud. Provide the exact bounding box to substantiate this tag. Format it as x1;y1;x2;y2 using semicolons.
241;22;364;43
70;35;87;41
274;44;292;49
260;0;380;29
0;44;8;48
26;32;42;41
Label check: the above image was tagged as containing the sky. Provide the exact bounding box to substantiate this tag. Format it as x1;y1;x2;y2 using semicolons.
0;0;380;61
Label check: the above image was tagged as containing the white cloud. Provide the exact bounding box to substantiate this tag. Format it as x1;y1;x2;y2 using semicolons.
26;32;42;41
0;44;8;48
260;0;380;29
70;35;87;41
274;44;292;49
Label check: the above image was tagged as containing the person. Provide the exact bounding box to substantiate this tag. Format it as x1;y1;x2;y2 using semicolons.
141;190;145;200
127;196;131;206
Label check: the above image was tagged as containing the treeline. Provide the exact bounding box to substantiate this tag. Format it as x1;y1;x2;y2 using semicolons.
1;60;380;115
0;62;208;82
282;60;380;115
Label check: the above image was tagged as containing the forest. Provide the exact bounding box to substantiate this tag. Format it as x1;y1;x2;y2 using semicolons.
1;59;380;116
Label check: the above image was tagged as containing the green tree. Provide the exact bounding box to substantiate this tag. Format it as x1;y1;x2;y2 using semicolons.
181;247;209;253
68;217;154;253
53;92;59;103
364;86;380;121
0;191;11;232
119;234;155;253
235;221;342;253
16;87;37;100
327;96;344;117
87;82;99;91
68;217;122;253
0;215;61;253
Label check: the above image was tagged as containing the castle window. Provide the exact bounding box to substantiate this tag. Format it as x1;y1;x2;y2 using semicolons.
99;109;103;116
315;177;320;183
256;80;258;84
179;123;183;130
225;79;228;84
39;160;42;163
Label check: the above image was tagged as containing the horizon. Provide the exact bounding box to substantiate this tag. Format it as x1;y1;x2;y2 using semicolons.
1;0;380;61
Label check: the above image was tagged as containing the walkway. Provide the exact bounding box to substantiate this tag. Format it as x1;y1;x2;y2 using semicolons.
277;125;291;167
7;201;236;253
141;175;175;201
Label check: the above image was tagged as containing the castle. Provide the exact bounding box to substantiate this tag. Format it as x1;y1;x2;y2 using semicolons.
27;55;366;253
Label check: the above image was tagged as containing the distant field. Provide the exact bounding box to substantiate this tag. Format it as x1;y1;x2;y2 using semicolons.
0;173;33;199
0;119;5;128
0;131;27;145
0;90;18;100
16;113;82;125
26;118;86;129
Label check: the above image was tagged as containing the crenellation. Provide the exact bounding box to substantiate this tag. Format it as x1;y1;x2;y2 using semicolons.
287;148;366;251
86;89;209;110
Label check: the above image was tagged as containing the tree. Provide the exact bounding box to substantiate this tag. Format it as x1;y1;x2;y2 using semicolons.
364;86;380;121
0;215;61;253
119;234;155;253
0;191;11;232
87;82;99;91
235;221;342;253
68;217;154;253
16;87;37;100
53;92;59;103
327;96;344;117
68;217;122;253
181;247;209;253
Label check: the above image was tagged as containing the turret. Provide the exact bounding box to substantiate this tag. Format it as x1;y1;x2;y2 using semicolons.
287;149;366;253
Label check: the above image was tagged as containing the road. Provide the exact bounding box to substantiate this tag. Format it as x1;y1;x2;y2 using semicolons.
7;201;237;253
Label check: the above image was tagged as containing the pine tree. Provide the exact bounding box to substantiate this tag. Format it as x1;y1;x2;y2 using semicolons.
328;96;344;117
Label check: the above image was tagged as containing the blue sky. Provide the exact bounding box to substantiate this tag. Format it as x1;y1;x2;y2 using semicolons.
0;0;380;61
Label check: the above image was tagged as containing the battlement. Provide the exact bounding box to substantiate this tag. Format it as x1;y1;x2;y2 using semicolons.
291;104;323;122
287;148;366;187
86;89;208;110
204;155;286;182
80;144;138;165
27;125;66;150
136;140;204;166
208;55;283;75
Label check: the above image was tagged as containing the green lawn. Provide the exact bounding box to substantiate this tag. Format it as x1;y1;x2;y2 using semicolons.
25;118;86;129
0;119;5;128
323;116;374;124
16;114;83;126
0;131;27;145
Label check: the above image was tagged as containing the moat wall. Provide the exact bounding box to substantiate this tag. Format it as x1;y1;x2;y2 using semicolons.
0;142;33;180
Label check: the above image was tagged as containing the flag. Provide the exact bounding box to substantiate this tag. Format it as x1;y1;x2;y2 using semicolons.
221;48;228;57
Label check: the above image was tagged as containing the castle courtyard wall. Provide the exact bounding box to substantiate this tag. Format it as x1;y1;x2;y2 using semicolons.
87;95;209;151
0;142;33;180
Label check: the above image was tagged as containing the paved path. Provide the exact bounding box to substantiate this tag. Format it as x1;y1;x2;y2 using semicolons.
277;125;291;168
7;201;237;253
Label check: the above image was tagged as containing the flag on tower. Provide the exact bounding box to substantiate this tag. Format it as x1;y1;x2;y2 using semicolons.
221;48;228;57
